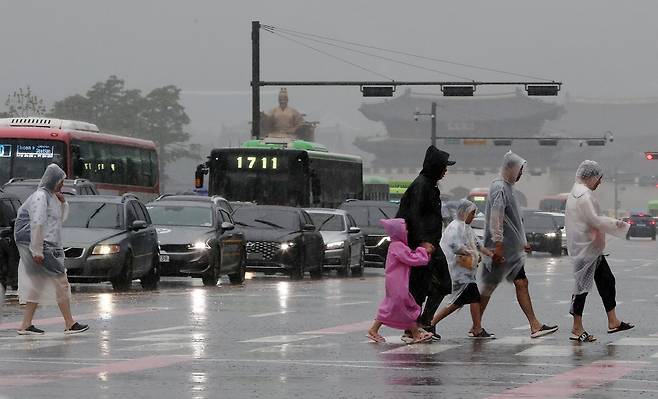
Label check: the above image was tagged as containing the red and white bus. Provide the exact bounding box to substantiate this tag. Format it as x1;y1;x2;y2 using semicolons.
0;117;159;199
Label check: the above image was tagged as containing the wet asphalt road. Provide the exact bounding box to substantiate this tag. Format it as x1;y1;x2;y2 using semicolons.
0;238;657;399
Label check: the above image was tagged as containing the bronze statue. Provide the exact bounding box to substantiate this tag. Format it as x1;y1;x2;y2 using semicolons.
263;88;316;141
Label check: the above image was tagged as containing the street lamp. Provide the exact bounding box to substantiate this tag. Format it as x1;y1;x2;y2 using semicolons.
413;102;438;147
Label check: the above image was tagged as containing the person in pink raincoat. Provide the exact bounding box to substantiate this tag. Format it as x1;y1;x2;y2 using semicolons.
367;218;434;344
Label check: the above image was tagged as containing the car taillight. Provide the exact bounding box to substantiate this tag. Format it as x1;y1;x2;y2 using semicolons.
650;220;656;225
629;220;635;225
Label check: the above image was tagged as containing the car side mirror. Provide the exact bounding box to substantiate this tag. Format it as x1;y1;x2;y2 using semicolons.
130;220;148;231
302;224;316;232
348;227;361;234
221;222;235;232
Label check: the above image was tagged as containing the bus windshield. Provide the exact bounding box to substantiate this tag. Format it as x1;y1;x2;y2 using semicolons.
0;139;66;183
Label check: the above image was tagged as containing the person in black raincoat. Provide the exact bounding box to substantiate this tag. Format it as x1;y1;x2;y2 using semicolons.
396;145;454;340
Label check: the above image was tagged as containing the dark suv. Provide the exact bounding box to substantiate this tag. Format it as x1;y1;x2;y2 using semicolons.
154;194;234;214
338;200;399;267
625;213;656;240
2;178;98;202
62;194;160;291
523;210;564;256
0;191;21;290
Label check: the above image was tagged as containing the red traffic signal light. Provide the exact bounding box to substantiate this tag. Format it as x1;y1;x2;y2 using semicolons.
645;152;658;160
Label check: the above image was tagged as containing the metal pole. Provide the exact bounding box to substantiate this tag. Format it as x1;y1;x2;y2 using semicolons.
614;166;619;218
431;102;437;148
251;20;261;139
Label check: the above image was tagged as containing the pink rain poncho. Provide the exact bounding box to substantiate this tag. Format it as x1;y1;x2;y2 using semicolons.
375;218;430;330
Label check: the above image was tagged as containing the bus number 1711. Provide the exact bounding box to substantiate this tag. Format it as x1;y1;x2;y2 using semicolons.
236;156;278;170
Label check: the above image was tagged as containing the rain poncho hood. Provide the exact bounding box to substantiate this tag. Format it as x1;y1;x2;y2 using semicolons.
440;200;481;302
566;161;628;295
381;218;408;245
481;152;528;292
39;164;67;192
420;145;454;183
501;151;527;185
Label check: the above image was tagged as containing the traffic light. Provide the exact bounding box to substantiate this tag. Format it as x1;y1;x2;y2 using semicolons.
645;152;658;160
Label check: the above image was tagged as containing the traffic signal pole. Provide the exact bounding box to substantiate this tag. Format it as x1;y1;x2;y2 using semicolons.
252;21;261;139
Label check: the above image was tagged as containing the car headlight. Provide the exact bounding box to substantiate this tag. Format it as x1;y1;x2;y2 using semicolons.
91;244;121;255
280;242;295;251
188;240;211;250
325;241;345;250
545;232;557;238
376;236;391;247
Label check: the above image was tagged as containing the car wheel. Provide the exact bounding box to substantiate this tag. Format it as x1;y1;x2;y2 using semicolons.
310;258;324;280
351;248;365;277
140;254;160;290
290;252;304;280
626;233;630;240
111;254;133;292
228;248;247;285
652;234;656;241
202;250;220;287
337;249;351;277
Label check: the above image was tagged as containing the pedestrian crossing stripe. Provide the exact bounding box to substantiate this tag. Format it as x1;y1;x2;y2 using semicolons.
240;335;321;343
515;345;576;356
495;336;554;345
610;338;658;346
381;344;460;355
250;343;339;353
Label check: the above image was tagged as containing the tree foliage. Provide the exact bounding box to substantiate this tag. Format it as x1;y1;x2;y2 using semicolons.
50;76;198;185
5;86;46;117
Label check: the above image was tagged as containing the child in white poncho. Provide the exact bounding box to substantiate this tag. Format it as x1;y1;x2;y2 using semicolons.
429;199;495;339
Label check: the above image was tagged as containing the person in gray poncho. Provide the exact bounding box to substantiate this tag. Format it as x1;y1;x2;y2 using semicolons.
480;151;558;338
565;160;633;342
14;164;89;335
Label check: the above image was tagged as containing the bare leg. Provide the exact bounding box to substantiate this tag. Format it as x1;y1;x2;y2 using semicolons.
470;303;483;334
368;320;383;337
513;278;542;333
20;302;38;330
431;304;459;326
57;300;75;329
572;314;585;336
606;308;621;330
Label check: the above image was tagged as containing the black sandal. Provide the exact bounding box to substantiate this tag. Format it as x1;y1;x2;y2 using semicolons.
570;331;596;342
608;321;634;334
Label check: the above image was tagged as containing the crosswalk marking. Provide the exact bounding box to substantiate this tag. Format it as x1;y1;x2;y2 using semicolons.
249;310;296;318
381;344;460;355
610;338;658;346
250;342;339;353
240;335;321;343
121;334;193;342
515;345;576;357
496;336;553;345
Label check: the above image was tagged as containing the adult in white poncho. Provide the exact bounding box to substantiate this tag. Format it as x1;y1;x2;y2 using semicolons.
565;160;633;342
480;151;558;338
14;164;88;335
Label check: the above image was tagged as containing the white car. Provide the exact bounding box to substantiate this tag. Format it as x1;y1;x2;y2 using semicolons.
471;217;486;241
306;208;365;277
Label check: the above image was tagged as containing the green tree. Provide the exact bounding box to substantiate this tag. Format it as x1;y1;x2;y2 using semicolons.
5;86;46;117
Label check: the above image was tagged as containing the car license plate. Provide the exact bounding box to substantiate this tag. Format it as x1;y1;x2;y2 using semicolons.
365;248;371;254
247;253;263;260
637;224;645;227
159;255;170;263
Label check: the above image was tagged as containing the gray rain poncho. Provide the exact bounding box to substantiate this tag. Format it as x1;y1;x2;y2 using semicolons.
565;161;629;295
440;199;480;304
481;151;528;293
14;164;71;304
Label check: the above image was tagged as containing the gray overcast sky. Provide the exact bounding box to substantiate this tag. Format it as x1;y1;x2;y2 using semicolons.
2;0;658;138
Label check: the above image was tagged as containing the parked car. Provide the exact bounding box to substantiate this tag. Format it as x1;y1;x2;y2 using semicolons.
523;210;564;256
470;216;485;241
154;194;234;214
233;205;324;280
0;191;21;290
625;213;656;240
147;198;246;286
306;208;364;277
338;200;399;267
2;178;98;202
62;194;160;291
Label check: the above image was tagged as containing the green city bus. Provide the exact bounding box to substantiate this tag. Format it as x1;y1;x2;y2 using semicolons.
648;200;658;217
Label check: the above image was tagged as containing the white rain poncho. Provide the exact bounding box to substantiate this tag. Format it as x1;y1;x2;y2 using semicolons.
440;200;481;303
565;161;629;295
481;151;528;293
14;164;71;304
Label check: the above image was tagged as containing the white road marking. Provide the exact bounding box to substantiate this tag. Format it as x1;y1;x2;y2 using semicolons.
333;301;372;306
117;342;190;352
512;325;530;331
495;336;553;345
610;338;658;346
652;352;658;358
0;341;66;351
631;299;648;303
250;343;339;353
555;300;571;305
515;345;576;356
240;335;321;343
381;344;460;355
362;335;407;344
248;310;296;318
137;326;192;335
121;333;193;342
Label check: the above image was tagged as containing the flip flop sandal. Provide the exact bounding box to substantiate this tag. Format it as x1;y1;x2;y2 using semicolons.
608;321;634;334
409;332;433;345
469;328;496;339
570;331;597;342
530;324;559;338
366;332;386;343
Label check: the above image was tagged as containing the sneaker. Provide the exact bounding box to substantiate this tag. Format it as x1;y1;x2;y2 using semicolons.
64;322;89;335
17;325;45;335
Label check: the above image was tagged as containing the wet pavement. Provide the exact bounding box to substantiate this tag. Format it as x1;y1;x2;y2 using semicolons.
1;238;657;398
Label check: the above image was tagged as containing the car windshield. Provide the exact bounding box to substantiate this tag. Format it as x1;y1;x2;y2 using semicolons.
2;184;38;202
524;214;554;230
233;208;299;230
552;215;565;228
344;204;399;227
309;213;345;232
147;205;213;227
64;202;122;229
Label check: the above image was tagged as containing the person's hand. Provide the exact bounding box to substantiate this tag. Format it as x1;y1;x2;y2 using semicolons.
492;242;505;264
55;192;66;203
480;247;493;258
615;220;626;229
524;244;533;254
420;242;435;255
33;255;44;265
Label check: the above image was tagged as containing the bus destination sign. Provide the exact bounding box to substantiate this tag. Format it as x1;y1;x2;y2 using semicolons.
0;144;11;158
16;144;55;159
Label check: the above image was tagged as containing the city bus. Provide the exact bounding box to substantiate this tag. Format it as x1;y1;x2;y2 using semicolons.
467;187;489;213
539;193;569;213
196;139;363;208
363;177;389;201
388;180;412;202
0;117;159;199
